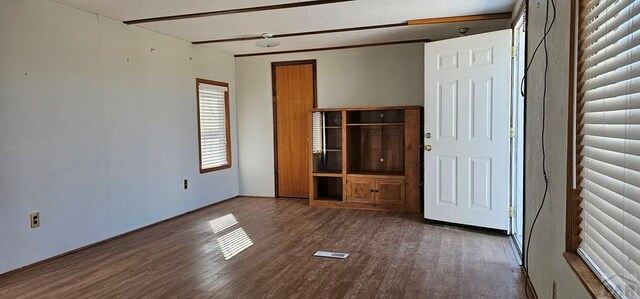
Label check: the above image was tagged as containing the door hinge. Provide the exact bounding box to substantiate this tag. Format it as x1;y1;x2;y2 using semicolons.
509;127;516;139
511;46;518;58
508;206;515;218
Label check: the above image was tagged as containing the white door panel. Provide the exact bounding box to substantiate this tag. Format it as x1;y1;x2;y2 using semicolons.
424;29;511;230
437;156;457;206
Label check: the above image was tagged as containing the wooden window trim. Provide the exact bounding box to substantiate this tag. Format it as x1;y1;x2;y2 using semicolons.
564;1;613;298
196;78;232;174
565;253;614;298
565;0;581;254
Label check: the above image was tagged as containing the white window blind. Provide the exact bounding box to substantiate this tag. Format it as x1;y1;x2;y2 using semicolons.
578;0;640;298
198;81;230;171
312;112;324;154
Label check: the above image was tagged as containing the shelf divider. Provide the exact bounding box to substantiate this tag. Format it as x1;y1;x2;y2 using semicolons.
313;172;343;178
346;122;405;126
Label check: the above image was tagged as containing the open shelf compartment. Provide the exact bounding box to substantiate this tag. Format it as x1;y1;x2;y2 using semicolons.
322;111;342;127
347;124;405;175
347;109;405;124
313;150;342;174
314;177;343;201
312;110;343;174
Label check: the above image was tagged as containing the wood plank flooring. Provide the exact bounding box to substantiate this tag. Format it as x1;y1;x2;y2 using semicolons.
0;197;525;298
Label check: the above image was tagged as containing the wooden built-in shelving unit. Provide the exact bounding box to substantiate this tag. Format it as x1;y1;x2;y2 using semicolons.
309;106;423;213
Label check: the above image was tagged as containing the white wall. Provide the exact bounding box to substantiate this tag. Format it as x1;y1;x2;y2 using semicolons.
0;0;239;274
524;0;590;298
235;44;424;196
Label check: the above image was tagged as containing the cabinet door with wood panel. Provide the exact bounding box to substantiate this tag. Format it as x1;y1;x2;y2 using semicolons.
375;178;405;206
346;177;374;203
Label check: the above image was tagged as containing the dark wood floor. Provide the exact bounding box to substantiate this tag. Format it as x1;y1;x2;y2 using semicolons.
0;197;525;298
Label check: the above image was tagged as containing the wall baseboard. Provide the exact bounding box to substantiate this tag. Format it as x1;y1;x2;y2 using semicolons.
0;195;239;278
522;267;539;299
238;195;276;198
508;235;523;266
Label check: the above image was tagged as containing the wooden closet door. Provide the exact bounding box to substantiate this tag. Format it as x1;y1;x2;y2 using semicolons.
273;62;316;198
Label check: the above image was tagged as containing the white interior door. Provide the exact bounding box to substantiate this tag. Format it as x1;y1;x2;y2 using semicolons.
424;29;512;230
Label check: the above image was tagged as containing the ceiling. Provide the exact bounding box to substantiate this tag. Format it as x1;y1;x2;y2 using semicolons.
52;0;516;56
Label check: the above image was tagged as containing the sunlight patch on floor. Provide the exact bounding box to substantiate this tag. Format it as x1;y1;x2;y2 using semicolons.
217;227;254;260
208;214;239;233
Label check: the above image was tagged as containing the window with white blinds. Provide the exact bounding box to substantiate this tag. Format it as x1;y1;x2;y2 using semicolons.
197;79;231;173
577;0;640;297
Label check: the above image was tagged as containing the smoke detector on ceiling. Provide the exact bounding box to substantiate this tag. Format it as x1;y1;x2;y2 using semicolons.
255;33;281;48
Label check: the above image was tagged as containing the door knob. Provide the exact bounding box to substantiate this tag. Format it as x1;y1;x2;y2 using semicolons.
424;144;432;151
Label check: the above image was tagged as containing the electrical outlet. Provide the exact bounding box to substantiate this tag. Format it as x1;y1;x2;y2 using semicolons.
30;211;40;228
183;179;188;190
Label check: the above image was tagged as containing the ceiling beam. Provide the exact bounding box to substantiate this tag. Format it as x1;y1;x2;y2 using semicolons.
192;22;408;44
192;12;513;45
234;39;430;58
123;0;355;25
407;12;512;25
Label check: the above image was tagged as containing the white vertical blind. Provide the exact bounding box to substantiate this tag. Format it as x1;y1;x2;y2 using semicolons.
312;112;324;154
578;1;640;298
198;82;229;170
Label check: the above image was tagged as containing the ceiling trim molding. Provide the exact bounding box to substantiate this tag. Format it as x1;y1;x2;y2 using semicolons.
234;39;430;58
123;0;355;25
510;1;526;28
407;12;512;25
192;22;408;44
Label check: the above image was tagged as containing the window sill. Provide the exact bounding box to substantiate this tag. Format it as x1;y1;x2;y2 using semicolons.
200;164;232;174
564;252;614;298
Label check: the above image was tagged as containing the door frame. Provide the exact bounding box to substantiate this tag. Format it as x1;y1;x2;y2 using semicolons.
509;1;528;259
271;60;318;198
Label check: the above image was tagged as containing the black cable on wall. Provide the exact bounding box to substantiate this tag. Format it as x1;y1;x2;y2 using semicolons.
521;0;557;296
